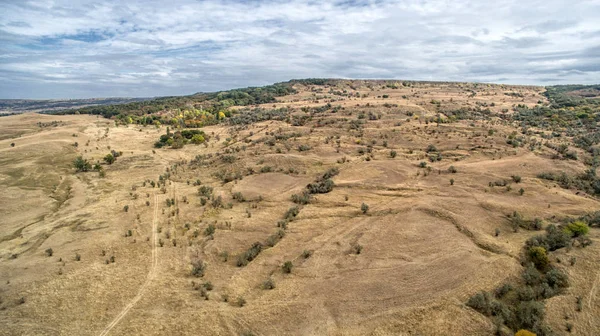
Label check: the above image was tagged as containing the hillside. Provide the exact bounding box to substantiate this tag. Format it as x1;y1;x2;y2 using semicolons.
1;80;599;336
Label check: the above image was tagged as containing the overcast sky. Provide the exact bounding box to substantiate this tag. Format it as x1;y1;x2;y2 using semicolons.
1;0;599;99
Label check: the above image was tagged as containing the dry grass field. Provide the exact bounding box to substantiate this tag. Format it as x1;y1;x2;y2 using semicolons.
0;80;599;336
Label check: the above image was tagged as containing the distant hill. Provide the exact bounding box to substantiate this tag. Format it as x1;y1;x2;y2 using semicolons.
0;97;154;115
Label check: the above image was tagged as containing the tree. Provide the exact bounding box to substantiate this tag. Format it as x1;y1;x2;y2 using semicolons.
104;153;115;165
361;203;369;214
73;156;92;172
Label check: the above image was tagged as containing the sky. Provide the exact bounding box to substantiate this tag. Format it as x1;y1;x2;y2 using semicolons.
0;0;599;99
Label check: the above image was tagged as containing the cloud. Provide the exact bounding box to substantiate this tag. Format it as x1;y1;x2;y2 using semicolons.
0;0;599;98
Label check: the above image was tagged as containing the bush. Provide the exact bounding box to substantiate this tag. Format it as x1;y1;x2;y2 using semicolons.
73;156;92;172
361;203;369;214
515;301;545;332
545;268;569;289
237;242;263;267
198;186;213;197
283;206;300;220
45;248;53;257
390;150;397;158
528;246;549;270
262;278;276;290
291;191;312;204
123;205;129;212
191;258;206;277
282;261;293;273
426;144;437;152
306;179;334;194
232;192;245;202
512;175;522;183
467;291;493;315
204;224;216;236
563;221;589;237
104;153;115;165
448;166;457;173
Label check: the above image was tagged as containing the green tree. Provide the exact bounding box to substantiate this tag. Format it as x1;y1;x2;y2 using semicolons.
73;156;92;172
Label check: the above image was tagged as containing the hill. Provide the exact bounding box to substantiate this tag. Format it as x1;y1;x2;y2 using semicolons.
0;80;599;336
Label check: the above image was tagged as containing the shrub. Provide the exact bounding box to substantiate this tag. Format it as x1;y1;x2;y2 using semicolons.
512;175;522;183
282;261;293;273
515;330;536;336
306;179;334;194
302;250;313;259
232;192;245;202
236;296;246;307
283;206;300;220
515;301;545;332
291;191;312;204
198;186;213;197
450;178;455;185
265;230;285;247
545;268;569;289
563;221;589;237
467;291;492;315
262;278;276;290
419;161;427;168
448;166;457;173
237;242;263;267
73;156;92;172
204;224;216;236
351;243;363;254
123;205;129;212
361;203;369;214
519;188;525;195
45;248;53;257
528;246;549;270
191;258;206;277
75;253;81;261
426;144;437;152
104;153;115;165
390;150;397;158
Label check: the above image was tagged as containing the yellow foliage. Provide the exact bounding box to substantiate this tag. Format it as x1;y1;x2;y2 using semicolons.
515;330;536;336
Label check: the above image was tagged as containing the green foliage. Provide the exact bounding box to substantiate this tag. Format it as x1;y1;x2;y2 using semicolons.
236;242;263;267
282;261;293;273
73;156;92;172
528;247;549;270
104;153;115;164
204;224;216;236
190;258;206;277
361;203;369;214
563;221;589;237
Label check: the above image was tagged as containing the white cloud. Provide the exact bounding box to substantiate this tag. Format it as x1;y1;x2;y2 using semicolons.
0;0;599;98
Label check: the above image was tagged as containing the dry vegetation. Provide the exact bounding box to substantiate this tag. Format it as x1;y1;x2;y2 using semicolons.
0;80;599;336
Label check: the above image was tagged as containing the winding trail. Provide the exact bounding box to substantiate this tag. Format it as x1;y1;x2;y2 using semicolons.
99;193;160;336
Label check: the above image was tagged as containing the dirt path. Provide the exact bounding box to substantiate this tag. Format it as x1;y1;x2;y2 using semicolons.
98;193;160;336
588;270;600;310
